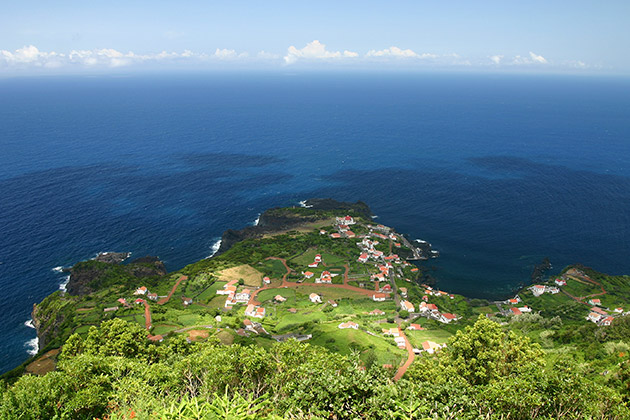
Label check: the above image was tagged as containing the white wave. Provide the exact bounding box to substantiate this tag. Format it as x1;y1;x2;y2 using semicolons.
414;239;427;244
206;239;222;258
253;214;261;226
25;337;39;356
371;215;379;219
52;266;64;273
299;200;313;208
24;318;35;329
59;275;70;292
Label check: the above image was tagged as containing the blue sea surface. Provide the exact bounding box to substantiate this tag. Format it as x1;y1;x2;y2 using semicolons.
1;73;629;373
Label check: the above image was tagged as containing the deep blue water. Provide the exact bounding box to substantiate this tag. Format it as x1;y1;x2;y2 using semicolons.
1;73;629;373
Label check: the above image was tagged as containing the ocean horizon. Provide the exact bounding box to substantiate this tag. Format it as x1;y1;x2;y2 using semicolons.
1;72;629;374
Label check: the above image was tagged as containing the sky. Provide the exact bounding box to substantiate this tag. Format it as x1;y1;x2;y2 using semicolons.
1;0;629;76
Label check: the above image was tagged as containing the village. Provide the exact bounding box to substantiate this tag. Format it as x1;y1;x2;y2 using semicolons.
63;209;630;384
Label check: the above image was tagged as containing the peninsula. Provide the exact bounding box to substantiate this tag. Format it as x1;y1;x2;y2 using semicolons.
2;199;630;419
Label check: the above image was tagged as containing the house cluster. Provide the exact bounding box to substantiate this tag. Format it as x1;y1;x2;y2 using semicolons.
315;270;338;284
382;327;407;349
216;279;252;308
584;299;626;326
422;285;455;300
308;254;323;268
529;284;560;297
134;286;159;302
356;237;387;264
245;303;266;318
330;215;356;239
417;301;460;324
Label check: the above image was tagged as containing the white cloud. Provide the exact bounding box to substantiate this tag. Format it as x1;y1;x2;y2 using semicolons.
0;45;254;71
284;40;357;64
511;52;549;65
489;55;503;64
366;46;419;58
529;51;547;64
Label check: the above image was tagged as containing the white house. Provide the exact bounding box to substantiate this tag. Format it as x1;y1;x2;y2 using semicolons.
372;293;386;302
588;312;603;323
338;321;358;329
530;285;546;297
589;298;602;306
309;293;322;303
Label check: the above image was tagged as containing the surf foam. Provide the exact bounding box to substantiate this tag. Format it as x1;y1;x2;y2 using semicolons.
206;239;222;258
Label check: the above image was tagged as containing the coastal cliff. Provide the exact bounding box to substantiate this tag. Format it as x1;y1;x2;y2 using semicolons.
66;255;166;296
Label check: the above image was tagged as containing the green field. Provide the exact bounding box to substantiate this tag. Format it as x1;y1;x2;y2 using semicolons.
405;328;453;348
309;322;406;366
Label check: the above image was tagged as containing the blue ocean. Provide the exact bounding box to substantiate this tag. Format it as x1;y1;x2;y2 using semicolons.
1;73;629;373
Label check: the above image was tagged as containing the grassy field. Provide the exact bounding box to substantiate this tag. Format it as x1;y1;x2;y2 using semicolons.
405;328;453;348
194;281;226;303
217;264;262;287
309;322;406;366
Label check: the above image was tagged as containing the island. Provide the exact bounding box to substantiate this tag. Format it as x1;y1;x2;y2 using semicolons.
2;199;630;419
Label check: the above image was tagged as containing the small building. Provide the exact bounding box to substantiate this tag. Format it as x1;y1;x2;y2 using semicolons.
372;293;387;302
394;336;406;349
134;286;148;295
234;289;251;303
314;254;322;263
381;284;392;293
369;309;385;316
263;277;271;284
518;306;532;313
217;285;237;295
555;278;567;286
103;306;118;312
358;253;369;263
148;335;164;343
182;297;193;306
117;298;129;307
328;300;338;308
399;287;408;297
274;295;287;303
589;298;601;306
338;321;358;330
400;300;415;312
615;307;624;313
531;285;546;297
134;298;144;305
303;271;314;279
600;316;615;326
407;323;424;331
330;233;342;239
309;293;322;303
148;293;158;301
287;308;297;313
588;312;603;323
510;307;522;316
308;262;319;268
421;340;442;354
382;328;400;337
438;313;458;323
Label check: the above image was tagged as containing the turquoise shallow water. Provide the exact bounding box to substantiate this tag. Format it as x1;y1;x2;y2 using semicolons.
1;73;629;373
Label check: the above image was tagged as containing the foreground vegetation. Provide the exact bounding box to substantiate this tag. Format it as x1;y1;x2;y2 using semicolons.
2;316;629;419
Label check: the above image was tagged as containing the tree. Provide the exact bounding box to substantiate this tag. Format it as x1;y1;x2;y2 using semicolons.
442;316;544;385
